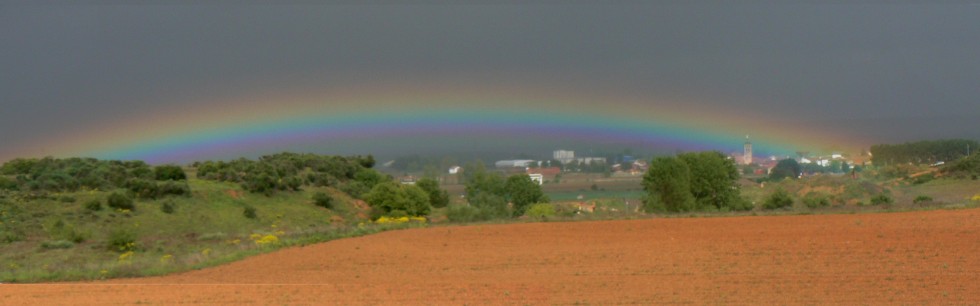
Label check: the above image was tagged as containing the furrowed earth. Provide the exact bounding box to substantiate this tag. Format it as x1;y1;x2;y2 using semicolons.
3;209;978;304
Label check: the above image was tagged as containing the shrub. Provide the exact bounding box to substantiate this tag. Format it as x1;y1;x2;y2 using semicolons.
84;199;102;211
156;181;191;197
106;193;134;211
243;206;257;219
913;195;933;204
161;200;176;214
870;194;893;206
525;203;556;220
416;177;449;208
802;192;830;208
46;219;86;243
153;165;187;181
912;174;934;185
763;188;794;210
312;192;333;209
58;196;76;203
108;228;137;252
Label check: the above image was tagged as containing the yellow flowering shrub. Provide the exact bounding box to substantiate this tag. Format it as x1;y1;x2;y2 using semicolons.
971;194;980;202
251;234;279;246
374;216;427;224
118;251;134;263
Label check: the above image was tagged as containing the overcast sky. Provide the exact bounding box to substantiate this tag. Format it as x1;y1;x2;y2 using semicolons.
2;2;978;161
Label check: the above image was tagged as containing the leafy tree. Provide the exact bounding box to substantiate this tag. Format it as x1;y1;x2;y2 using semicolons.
463;161;505;199
505;174;548;217
677;151;742;210
415;177;449;208
642;156;695;212
364;182;431;218
769;159;801;180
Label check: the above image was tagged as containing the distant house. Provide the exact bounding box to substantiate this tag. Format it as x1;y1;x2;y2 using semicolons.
448;166;462;174
528;173;544;185
399;176;417;185
527;167;561;179
495;160;535;168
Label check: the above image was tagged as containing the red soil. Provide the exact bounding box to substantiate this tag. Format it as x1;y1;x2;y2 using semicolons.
4;209;979;304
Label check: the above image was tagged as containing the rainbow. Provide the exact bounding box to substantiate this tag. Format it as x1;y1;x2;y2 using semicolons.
7;86;866;164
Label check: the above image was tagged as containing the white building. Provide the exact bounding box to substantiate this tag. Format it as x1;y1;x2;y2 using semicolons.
527;173;544;185
553;150;575;164
448;166;462;174
495;160;535;168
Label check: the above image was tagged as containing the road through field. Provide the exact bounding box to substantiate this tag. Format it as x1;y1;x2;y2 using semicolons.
4;209;979;304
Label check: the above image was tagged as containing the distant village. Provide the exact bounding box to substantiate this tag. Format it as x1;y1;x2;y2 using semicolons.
395;136;868;185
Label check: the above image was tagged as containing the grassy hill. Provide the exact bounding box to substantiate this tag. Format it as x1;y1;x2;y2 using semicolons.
0;173;400;282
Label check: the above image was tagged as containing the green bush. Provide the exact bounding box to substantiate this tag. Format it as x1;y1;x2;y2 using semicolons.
161;200;176;214
58;196;76;203
525;203;556;220
153;165;187;181
46;219;86;243
106;192;134;211
763;188;794;210
312;192;333;209
243;206;257;219
802;192;830;208
108;227;137;252
913;195;933;204
870;194;893;206
84;199;102;211
912;174;934;185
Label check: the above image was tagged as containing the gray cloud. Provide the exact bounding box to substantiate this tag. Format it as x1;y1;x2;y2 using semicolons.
2;3;978;159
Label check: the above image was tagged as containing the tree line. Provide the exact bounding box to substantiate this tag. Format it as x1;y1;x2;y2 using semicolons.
0;157;189;199
870;139;977;166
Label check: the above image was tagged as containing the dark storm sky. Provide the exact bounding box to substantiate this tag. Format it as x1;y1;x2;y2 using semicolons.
1;2;978;160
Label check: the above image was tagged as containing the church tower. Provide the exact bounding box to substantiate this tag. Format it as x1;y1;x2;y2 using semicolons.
743;135;753;165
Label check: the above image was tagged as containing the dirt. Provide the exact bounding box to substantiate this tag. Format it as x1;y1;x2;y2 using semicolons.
4;209;979;304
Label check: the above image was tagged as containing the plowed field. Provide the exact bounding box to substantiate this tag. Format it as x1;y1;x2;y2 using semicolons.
4;209;979;304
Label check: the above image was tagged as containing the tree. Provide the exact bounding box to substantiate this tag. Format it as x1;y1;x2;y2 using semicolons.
677;151;742;210
416;177;449;208
769;159;801;180
364;182;432;218
505;174;548;217
642;156;695;212
463;161;505;199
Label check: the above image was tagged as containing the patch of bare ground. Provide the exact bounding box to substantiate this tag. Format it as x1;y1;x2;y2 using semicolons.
4;209;979;304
